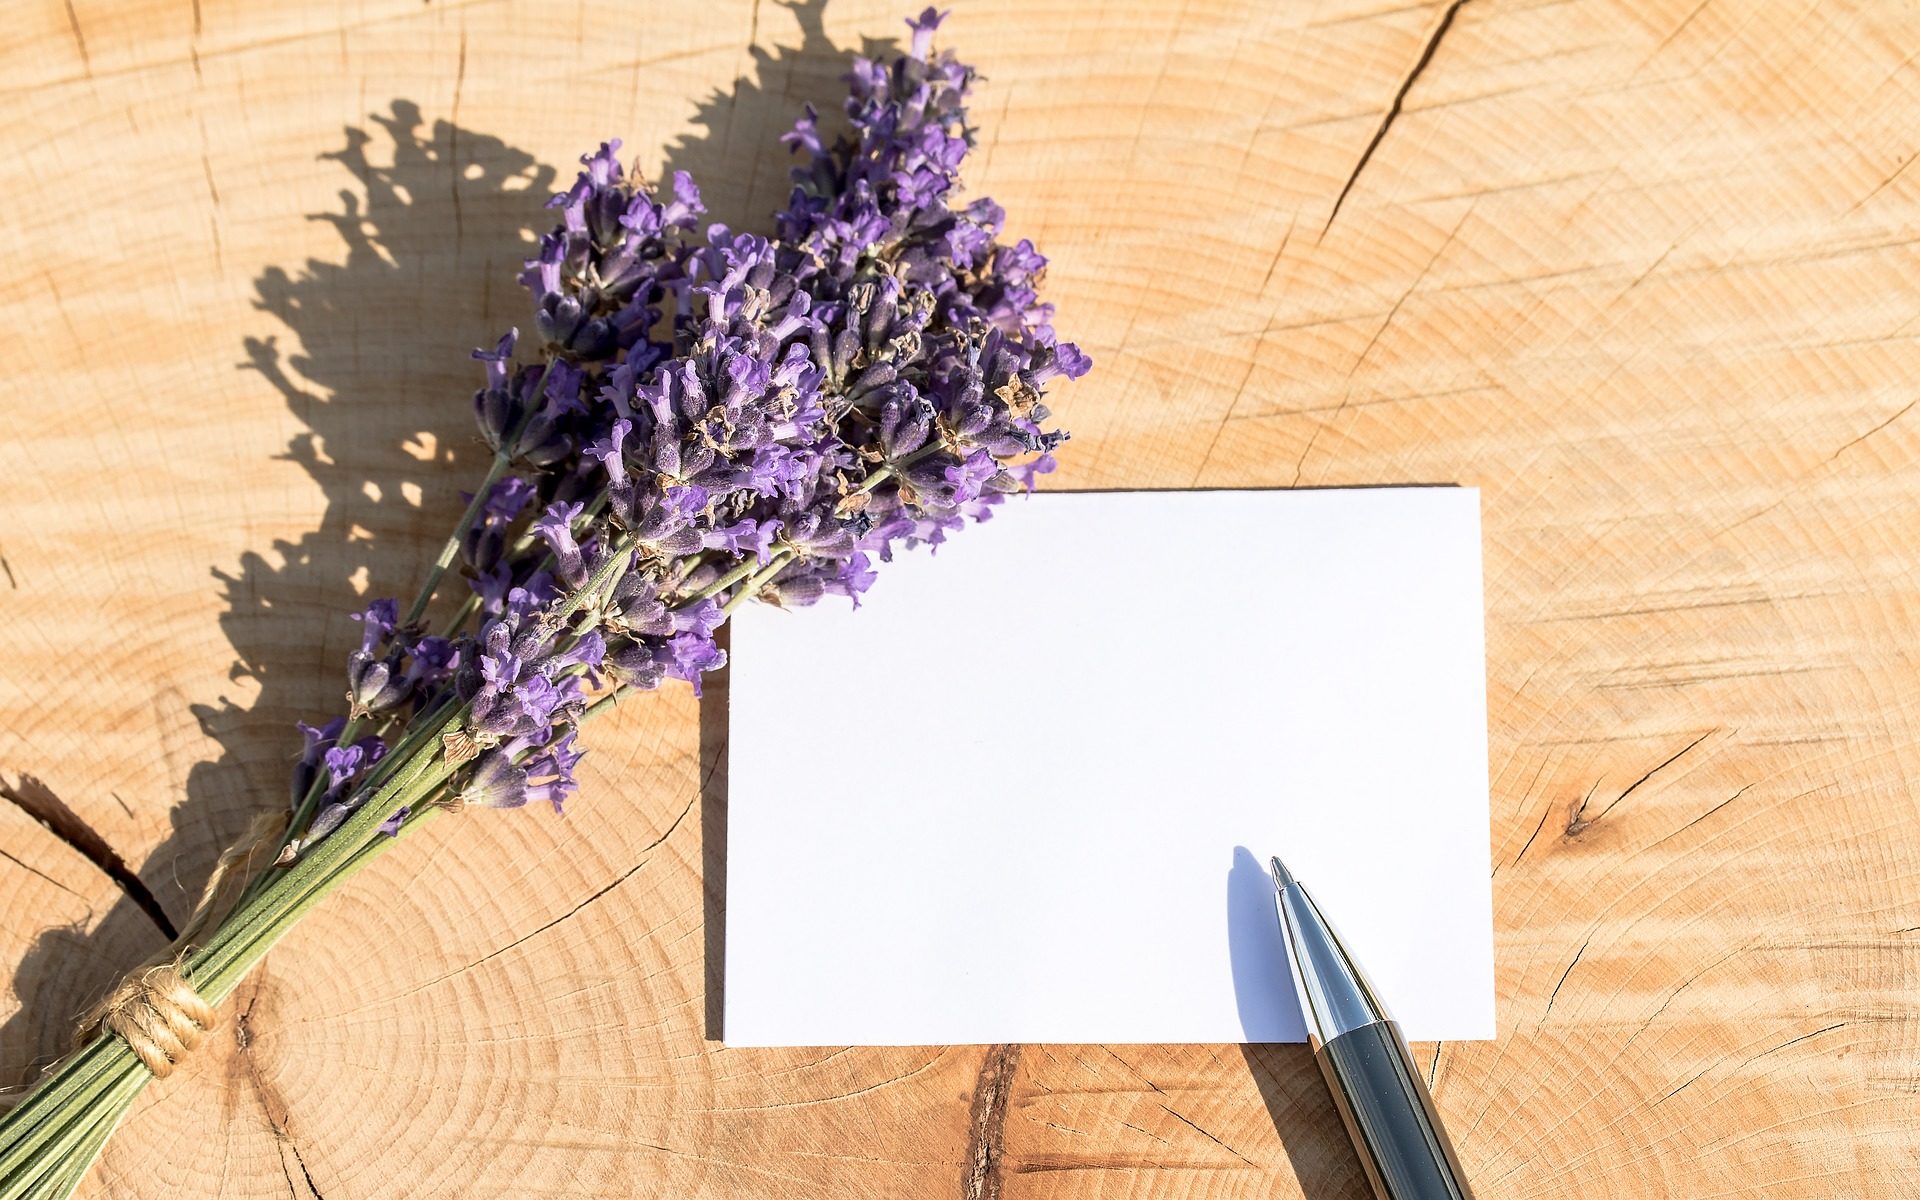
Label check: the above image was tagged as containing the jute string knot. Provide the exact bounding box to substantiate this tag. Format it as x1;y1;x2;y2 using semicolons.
84;964;215;1079
65;809;290;1079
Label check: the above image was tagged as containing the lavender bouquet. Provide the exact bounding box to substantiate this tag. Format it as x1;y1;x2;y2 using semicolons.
0;10;1086;1196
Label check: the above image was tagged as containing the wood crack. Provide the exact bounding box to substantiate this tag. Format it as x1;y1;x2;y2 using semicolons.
1612;941;1754;1063
441;788;699;982
1568;731;1714;837
1322;0;1473;236
0;773;177;939
1646;783;1754;853
1159;1103;1257;1168
1543;932;1592;1018
1514;784;1576;866
961;1044;1022;1200
1824;397;1917;467
1737;1022;1847;1071
236;991;325;1199
314;786;704;1022
62;0;91;77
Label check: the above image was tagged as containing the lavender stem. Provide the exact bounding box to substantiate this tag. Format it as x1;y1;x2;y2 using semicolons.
404;452;510;627
721;550;797;615
681;554;765;604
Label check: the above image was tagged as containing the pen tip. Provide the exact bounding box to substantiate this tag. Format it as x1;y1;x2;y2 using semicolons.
1269;856;1296;892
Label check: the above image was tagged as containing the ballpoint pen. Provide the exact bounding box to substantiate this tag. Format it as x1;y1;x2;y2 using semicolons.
1270;856;1476;1200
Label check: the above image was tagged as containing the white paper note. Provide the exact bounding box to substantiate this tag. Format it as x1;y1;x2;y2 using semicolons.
725;488;1493;1046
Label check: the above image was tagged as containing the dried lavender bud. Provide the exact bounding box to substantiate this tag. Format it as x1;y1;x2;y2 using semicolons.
603;637;668;690
459;744;529;809
307;802;350;843
345;600;411;716
345;649;408;717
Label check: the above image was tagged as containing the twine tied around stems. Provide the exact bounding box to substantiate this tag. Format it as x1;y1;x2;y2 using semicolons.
66;809;290;1079
76;967;213;1080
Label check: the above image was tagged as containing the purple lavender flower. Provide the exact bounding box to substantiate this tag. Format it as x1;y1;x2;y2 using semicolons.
658;631;726;694
296;8;1085;851
531;501;589;588
525;730;585;813
404;637;461;690
350;599;399;651
461;476;536;575
290;716;346;808
323;744;364;791
345;598;410;717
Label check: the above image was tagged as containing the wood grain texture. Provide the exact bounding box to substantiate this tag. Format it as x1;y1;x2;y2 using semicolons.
1;0;1917;1195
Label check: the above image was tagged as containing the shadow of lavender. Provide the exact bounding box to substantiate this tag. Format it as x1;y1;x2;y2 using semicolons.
0;0;858;1086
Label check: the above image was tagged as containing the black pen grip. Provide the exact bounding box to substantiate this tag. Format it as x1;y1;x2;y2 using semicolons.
1314;1021;1474;1200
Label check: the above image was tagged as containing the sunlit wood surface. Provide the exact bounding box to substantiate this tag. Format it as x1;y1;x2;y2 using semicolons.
1;0;1917;1195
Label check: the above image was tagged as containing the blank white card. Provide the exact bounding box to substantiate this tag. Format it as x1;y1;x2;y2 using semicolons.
725;488;1493;1045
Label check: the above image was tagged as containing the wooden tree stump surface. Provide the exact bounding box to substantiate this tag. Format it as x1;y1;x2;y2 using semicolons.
2;0;1917;1195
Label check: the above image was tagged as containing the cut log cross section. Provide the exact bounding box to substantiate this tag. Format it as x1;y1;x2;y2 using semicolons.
0;1;1915;1196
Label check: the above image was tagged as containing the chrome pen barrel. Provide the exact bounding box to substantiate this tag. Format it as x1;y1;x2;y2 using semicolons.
1271;857;1476;1200
1316;1019;1474;1200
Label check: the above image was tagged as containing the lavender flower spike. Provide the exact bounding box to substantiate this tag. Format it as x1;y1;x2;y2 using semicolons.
281;5;1088;842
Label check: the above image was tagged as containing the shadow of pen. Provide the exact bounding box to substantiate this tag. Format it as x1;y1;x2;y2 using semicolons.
1229;845;1372;1198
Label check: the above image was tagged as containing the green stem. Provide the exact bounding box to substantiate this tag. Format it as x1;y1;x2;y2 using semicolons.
43;1084;132;1199
0;1043;118;1184
681;554;765;605
844;442;942;504
577;689;624;727
721;550;796;616
240;692;454;910
664;550;711;594
33;1102;122;1200
403;452;510;627
188;707;463;996
194;799;440;1004
0;749;456;1198
406;355;568;628
0;1071;140;1200
542;533;637;630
